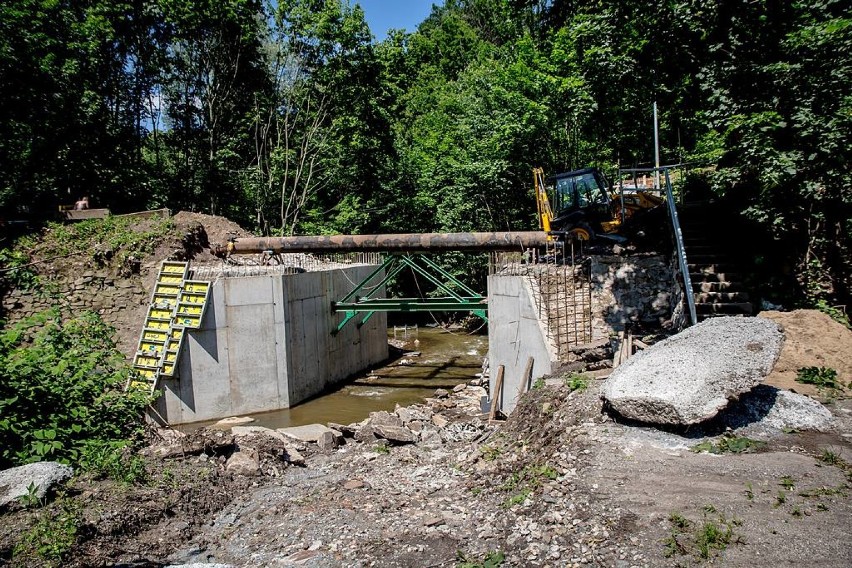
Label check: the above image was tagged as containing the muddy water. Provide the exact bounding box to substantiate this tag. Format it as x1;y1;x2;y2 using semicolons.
244;327;487;430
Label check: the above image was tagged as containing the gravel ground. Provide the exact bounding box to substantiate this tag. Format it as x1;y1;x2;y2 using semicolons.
166;384;852;568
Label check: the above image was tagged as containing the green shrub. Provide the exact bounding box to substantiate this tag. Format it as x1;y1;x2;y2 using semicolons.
0;309;153;469
796;366;841;390
34;216;174;267
0;248;40;290
814;300;850;329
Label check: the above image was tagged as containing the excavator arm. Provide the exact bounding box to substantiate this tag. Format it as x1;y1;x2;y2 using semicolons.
533;167;554;232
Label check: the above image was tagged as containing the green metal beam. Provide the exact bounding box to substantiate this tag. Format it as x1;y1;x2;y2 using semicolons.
333;253;488;333
335;297;488;312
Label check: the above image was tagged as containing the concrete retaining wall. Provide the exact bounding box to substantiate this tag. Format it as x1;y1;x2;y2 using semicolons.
487;275;557;415
153;265;387;424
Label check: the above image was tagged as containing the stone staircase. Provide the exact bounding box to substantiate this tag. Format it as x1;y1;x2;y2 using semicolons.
678;203;755;321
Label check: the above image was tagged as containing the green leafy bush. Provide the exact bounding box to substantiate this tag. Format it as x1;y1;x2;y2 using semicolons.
796;366;841;390
0;309;152;469
0;248;40;290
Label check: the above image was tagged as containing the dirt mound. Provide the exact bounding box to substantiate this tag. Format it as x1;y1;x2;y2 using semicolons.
172;211;253;262
760;309;852;397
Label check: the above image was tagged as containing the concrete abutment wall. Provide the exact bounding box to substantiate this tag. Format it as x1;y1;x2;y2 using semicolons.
488;254;683;414
153;265;387;424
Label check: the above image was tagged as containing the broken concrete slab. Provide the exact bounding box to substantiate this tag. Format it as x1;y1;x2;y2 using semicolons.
601;316;783;425
277;424;335;444
0;462;74;508
231;426;289;444
373;424;417;444
720;385;833;433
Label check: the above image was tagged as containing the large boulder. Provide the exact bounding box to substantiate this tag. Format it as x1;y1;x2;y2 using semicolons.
0;462;74;508
601;316;783;425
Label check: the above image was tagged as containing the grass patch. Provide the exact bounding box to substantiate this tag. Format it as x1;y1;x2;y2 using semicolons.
665;509;741;561
456;549;505;568
498;463;559;508
480;445;502;461
691;434;766;455
563;372;590;392
779;476;795;490
13;497;79;565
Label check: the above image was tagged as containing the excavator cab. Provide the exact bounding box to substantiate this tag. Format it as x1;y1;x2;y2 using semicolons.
534;166;666;243
548;168;621;240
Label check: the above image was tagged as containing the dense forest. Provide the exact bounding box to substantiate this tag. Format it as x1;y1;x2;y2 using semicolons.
0;0;849;305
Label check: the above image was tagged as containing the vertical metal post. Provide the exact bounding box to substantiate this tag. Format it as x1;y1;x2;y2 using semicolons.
654;101;661;190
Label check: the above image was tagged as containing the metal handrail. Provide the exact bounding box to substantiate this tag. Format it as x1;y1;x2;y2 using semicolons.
663;169;697;326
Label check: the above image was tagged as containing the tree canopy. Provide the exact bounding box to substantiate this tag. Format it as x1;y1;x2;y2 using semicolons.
1;0;848;305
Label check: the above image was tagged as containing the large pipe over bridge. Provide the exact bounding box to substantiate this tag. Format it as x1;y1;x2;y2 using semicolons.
228;231;551;254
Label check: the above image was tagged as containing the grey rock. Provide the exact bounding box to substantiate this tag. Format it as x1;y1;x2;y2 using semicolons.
317;430;338;451
277;424;335;443
721;385;833;432
431;414;450;429
433;388;450;399
367;411;402;429
231;426;289;444
284;447;306;466
327;422;357;437
452;383;468;393
601;316;783;425
225;449;260;476
354;426;378;443
0;462;74;508
373;424;417;444
211;416;255;429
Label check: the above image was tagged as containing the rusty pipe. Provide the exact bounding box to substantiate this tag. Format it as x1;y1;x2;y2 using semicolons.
226;232;550;254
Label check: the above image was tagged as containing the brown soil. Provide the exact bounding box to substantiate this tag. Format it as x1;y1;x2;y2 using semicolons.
760;310;852;398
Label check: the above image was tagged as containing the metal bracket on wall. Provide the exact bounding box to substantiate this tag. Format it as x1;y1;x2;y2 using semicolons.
332;253;488;334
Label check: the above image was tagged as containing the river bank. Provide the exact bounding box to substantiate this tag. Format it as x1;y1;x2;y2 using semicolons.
3;371;851;567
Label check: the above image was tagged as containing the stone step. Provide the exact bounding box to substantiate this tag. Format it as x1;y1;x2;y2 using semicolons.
688;264;739;275
694;302;754;315
694;291;750;303
693;280;745;293
689;270;742;282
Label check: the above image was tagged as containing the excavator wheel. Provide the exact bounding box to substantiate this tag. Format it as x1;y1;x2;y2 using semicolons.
567;223;594;242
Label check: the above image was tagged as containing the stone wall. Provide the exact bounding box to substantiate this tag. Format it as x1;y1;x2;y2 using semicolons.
588;255;679;339
1;271;149;355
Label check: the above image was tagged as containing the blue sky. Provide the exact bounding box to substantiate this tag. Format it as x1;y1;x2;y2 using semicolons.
355;1;441;41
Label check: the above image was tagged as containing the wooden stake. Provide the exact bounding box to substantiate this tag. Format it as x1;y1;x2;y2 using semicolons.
519;356;534;396
488;365;505;421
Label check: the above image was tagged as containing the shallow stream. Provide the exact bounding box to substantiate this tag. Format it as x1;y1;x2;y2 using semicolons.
240;326;487;429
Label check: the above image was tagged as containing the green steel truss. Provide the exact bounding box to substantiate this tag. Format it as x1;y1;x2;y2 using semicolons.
332;253;487;333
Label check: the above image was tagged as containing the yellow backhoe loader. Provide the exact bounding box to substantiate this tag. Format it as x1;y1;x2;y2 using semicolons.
534;167;664;242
